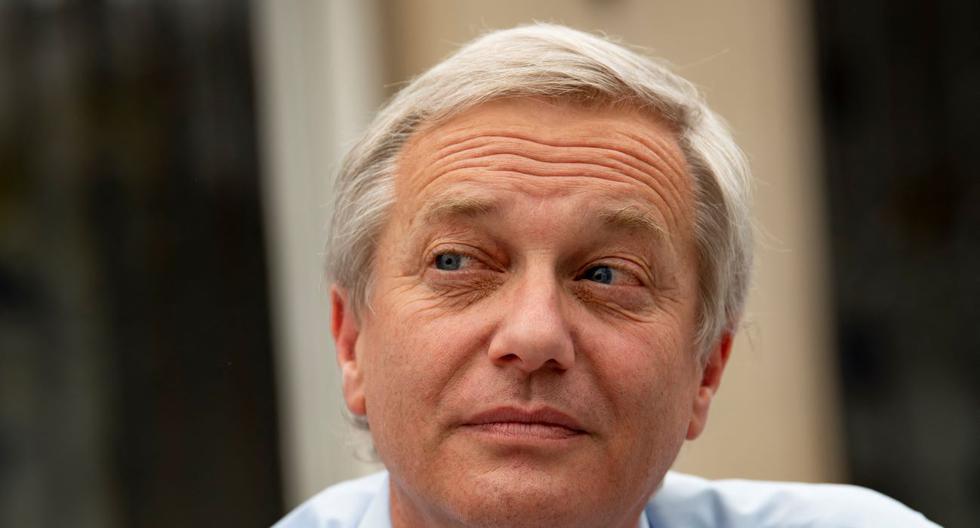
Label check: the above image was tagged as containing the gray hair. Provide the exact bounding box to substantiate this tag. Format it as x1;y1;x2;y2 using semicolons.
326;23;752;362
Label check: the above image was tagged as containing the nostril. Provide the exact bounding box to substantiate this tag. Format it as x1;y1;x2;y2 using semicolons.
543;358;567;371
495;353;521;364
490;351;570;373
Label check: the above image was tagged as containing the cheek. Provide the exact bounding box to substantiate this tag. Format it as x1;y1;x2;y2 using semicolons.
360;296;493;426
579;316;700;432
584;315;696;384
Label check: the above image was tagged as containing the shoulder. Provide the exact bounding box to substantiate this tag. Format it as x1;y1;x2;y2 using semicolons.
646;471;941;528
274;472;389;528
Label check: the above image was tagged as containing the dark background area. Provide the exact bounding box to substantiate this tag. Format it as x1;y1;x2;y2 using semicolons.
0;1;282;526
814;0;980;526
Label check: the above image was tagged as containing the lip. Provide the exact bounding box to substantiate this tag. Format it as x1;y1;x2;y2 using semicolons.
460;406;587;440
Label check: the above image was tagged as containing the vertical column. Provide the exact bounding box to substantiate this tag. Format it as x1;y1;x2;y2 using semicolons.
252;0;385;507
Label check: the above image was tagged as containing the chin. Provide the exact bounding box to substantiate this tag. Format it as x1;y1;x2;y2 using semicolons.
435;467;627;528
446;491;585;528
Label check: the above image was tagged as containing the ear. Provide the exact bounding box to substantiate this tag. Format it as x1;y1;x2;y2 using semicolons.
331;284;366;417
686;331;734;440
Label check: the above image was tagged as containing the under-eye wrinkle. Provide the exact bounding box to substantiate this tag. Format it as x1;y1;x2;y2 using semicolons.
427;275;501;308
570;274;656;318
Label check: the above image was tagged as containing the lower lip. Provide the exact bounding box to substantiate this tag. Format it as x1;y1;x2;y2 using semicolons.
462;422;584;441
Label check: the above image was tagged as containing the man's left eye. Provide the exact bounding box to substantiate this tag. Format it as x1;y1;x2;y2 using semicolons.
581;265;615;284
434;252;467;271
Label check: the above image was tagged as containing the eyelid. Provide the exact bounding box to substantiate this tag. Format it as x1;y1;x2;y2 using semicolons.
425;243;499;272
581;258;651;287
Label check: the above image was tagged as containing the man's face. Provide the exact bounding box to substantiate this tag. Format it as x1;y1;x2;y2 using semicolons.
333;98;728;528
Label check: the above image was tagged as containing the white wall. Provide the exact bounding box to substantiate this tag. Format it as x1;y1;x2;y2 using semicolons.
251;0;385;507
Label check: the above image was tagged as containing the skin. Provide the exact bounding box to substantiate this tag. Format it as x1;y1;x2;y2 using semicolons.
332;98;732;528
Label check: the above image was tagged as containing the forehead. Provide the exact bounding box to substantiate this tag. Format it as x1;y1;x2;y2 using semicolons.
393;98;695;237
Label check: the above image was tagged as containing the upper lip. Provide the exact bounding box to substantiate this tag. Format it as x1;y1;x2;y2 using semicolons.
463;406;586;433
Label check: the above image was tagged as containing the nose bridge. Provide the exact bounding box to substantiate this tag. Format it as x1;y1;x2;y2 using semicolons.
487;261;575;373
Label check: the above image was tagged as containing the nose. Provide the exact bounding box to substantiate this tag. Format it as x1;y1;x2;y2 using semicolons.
487;268;575;374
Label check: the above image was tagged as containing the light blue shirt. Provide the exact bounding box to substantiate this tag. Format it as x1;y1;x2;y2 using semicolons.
275;471;940;527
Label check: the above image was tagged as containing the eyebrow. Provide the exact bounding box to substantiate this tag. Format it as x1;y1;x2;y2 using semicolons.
596;204;669;242
416;193;501;226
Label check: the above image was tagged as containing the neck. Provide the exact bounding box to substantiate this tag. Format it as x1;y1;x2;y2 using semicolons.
388;480;459;528
387;479;646;528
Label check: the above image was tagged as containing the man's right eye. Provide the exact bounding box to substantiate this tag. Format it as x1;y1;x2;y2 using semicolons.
434;252;467;271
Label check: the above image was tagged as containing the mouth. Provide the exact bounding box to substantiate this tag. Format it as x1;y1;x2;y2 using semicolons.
461;406;587;440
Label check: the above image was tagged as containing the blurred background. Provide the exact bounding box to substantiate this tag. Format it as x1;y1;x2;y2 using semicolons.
1;0;976;526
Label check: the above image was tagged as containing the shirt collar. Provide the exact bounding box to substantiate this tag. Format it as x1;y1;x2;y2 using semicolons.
357;472;392;528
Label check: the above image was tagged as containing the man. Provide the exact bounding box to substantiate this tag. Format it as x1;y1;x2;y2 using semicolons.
277;24;939;528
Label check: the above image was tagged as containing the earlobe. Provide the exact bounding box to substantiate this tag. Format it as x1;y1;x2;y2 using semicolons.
686;331;734;440
332;284;367;417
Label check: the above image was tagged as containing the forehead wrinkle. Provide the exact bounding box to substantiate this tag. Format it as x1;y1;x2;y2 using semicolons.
617;130;690;204
427;129;685;184
618;129;688;176
421;124;690;205
397;109;695;238
412;187;670;248
434;152;671;187
428;163;679;227
413;141;687;224
429;136;676;189
427;157;686;235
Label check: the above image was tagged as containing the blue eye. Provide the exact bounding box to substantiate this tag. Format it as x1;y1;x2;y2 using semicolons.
583;265;614;284
435;252;465;271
